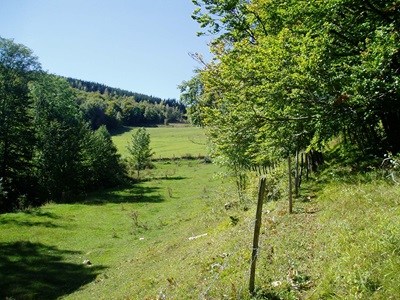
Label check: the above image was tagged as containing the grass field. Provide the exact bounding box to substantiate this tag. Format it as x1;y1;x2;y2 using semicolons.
1;126;400;299
0;160;237;299
111;124;208;159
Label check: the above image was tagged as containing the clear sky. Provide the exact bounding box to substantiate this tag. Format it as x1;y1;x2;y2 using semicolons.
0;0;212;100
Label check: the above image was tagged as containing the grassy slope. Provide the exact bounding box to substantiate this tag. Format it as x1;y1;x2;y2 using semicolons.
1;126;400;299
247;173;400;299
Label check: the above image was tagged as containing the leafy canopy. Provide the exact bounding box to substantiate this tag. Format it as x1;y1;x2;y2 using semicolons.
184;0;400;171
127;127;153;179
0;37;126;211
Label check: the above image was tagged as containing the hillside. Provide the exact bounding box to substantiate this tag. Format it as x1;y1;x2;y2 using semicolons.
65;77;181;105
66;77;187;130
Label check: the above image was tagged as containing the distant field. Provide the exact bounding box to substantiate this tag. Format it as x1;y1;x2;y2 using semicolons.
111;124;208;159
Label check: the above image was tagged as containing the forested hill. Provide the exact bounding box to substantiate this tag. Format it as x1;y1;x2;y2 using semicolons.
65;77;176;105
64;77;186;130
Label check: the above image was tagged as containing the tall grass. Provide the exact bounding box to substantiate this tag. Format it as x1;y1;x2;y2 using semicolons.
247;172;400;299
310;179;400;299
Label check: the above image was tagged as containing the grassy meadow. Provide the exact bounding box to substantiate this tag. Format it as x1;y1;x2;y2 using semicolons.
1;125;400;299
0;159;235;299
111;124;208;159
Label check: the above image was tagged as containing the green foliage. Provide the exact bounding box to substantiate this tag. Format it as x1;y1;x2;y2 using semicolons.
81;125;125;189
185;0;400;178
0;37;41;211
71;78;186;130
76;89;185;130
0;37;126;210
66;77;174;104
30;74;127;202
127;127;153;179
179;74;205;126
30;73;84;200
79;97;108;129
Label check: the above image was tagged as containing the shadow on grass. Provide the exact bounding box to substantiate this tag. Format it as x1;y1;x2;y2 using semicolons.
0;219;62;228
0;241;105;300
145;176;188;181
82;185;165;205
109;125;159;137
108;125;133;136
252;288;281;300
0;209;65;228
164;176;188;181
22;210;60;219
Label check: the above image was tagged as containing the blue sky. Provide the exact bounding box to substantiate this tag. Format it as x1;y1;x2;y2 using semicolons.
0;0;212;100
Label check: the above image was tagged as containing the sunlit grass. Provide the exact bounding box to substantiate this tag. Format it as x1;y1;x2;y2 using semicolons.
2;166;400;299
111;124;208;159
0;160;236;299
248;173;400;299
2;123;400;299
309;180;400;299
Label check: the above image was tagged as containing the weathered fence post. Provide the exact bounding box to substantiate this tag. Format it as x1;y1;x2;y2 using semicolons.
295;149;300;197
288;155;293;214
299;152;304;189
249;177;267;295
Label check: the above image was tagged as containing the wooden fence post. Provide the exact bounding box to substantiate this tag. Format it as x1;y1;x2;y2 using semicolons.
294;149;299;197
249;177;267;295
288;155;293;214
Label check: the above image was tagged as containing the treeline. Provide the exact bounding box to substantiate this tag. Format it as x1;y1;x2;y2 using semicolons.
0;37;125;212
180;0;400;199
67;78;186;130
183;0;400;171
66;77;179;105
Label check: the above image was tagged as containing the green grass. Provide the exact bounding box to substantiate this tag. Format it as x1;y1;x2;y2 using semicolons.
309;179;400;298
1;125;400;299
245;171;400;299
2;165;399;299
111;124;208;159
0;160;238;299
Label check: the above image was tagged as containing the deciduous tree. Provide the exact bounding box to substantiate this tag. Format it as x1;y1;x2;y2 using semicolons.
187;0;400;171
0;37;41;211
127;127;153;180
30;74;85;200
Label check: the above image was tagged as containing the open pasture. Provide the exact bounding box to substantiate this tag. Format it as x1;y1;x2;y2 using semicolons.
111;124;208;159
1;124;400;299
0;125;232;299
0;160;238;299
